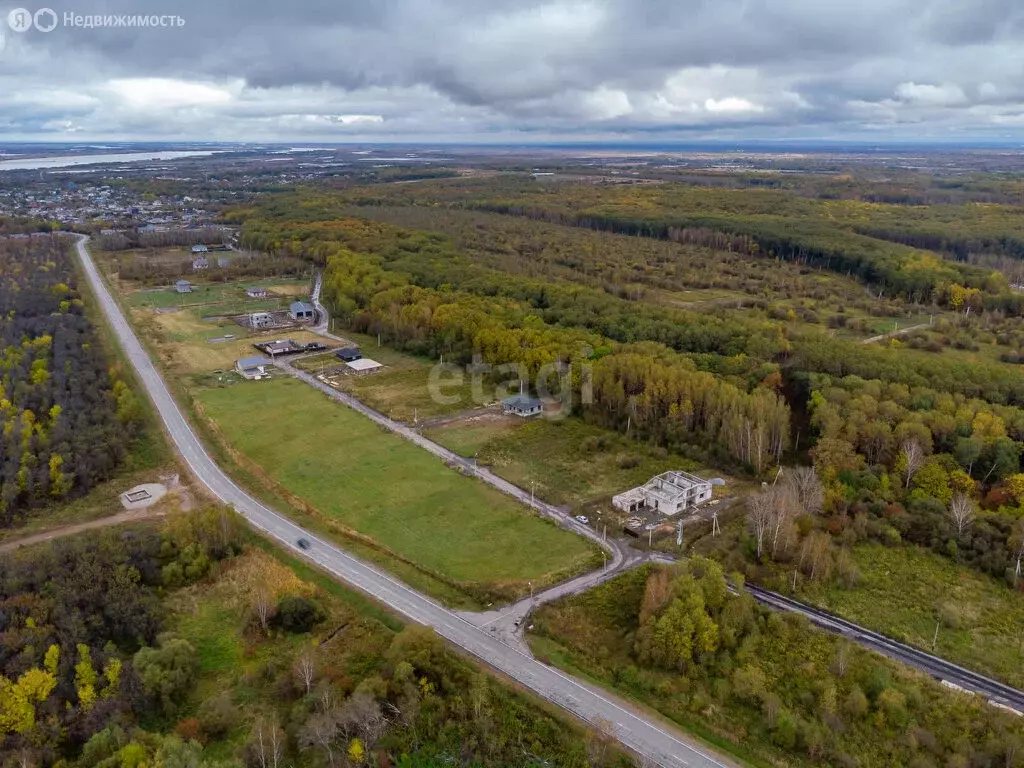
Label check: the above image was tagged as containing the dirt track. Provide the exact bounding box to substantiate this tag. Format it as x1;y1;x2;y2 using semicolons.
0;508;167;554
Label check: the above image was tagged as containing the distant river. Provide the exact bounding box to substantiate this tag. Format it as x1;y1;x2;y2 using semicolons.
0;150;220;171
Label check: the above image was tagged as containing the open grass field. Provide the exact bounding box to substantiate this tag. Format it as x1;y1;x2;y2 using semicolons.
798;543;1024;689
194;377;598;599
425;415;710;508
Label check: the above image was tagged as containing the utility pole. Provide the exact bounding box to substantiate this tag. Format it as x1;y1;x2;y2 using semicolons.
677;519;683;548
648;527;653;547
602;550;607;570
712;511;720;537
529;480;535;508
529;581;533;600
932;620;940;651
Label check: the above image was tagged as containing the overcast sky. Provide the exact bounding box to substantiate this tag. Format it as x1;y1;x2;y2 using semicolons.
1;0;1024;142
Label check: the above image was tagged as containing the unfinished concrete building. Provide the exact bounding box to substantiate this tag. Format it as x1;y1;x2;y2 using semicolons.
612;471;712;516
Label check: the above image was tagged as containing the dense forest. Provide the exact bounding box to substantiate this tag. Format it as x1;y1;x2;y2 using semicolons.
531;559;1024;768
0;236;142;524
323;176;1024;308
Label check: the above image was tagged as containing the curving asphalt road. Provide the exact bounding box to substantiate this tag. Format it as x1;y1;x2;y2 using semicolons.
73;238;740;766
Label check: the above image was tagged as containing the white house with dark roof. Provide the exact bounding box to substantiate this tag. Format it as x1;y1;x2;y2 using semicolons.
235;356;272;380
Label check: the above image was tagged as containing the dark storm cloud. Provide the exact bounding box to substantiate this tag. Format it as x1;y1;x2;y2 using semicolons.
2;0;1024;140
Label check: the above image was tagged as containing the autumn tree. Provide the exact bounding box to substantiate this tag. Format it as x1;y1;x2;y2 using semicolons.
246;716;285;768
899;439;925;488
746;489;775;561
786;465;824;516
1010;518;1024;588
948;492;976;541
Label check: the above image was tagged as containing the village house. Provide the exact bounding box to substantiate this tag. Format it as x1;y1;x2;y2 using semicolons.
502;394;543;418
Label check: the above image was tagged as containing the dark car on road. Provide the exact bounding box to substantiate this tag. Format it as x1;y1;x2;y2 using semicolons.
297;538;311;550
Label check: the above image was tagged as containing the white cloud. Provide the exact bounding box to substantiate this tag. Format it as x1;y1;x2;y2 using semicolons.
106;78;240;109
893;81;968;107
705;97;764;114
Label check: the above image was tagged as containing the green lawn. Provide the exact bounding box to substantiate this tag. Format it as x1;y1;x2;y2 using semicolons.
426;416;707;507
195;377;597;600
799;543;1024;689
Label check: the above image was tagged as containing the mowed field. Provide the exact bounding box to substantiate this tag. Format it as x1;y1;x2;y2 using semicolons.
195;377;597;595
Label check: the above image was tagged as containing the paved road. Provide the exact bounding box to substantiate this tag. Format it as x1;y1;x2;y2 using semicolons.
73;237;739;766
744;585;1024;713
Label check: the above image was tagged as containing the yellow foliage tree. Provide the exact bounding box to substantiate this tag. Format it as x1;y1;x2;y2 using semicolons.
347;738;365;765
75;643;97;711
43;645;59;677
1006;473;1024;505
0;667;57;735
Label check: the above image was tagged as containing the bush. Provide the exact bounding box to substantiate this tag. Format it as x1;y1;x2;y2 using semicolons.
133;636;198;715
174;717;205;744
272;595;326;634
770;710;798;750
197;692;239;739
843;686;869;720
617;455;641;470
